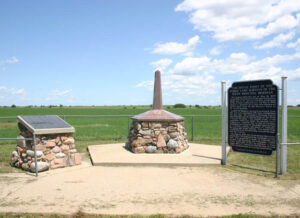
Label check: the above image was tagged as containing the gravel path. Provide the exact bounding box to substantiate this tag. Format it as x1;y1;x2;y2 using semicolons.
0;155;299;216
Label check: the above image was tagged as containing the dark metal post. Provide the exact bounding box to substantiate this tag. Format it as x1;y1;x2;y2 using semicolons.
33;134;38;177
192;116;194;141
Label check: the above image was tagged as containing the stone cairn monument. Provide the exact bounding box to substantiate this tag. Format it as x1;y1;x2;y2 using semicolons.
127;70;189;153
10;116;81;172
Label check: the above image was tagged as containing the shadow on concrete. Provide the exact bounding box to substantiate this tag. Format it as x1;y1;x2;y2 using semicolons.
192;154;221;161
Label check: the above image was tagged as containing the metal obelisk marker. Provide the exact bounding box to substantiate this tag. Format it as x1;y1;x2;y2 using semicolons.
153;70;163;110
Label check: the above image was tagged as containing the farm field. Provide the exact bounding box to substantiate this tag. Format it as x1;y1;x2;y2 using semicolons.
0;106;299;177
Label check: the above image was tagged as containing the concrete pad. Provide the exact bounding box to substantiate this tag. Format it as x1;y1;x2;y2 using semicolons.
88;143;229;167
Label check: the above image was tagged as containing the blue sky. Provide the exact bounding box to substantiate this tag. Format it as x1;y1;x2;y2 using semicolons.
1;0;300;106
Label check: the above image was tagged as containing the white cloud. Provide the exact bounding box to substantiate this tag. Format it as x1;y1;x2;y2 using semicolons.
152;35;200;55
151;58;173;71
0;86;24;95
137;51;300;104
0;86;26;104
136;81;153;91
136;72;218;97
287;37;300;50
175;0;300;42
46;89;72;101
209;46;222;56
255;31;295;49
170;56;210;75
0;57;19;71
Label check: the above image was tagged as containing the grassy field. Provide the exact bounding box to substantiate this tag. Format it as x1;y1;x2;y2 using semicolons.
0;106;299;177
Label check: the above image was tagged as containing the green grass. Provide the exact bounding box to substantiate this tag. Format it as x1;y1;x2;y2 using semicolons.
0;106;299;177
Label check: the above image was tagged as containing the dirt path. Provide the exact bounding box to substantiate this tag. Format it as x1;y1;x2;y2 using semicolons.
0;156;299;216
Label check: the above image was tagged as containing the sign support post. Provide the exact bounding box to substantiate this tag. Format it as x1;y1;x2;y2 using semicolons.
281;77;287;175
33;133;38;177
221;81;227;165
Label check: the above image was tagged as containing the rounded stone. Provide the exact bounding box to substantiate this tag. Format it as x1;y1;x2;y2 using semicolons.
26;150;34;157
55;152;66;158
30;161;49;173
21;163;30;171
167;139;178;149
17;135;26;148
64;137;75;145
145;145;157;153
70;149;77;154
52;146;61;153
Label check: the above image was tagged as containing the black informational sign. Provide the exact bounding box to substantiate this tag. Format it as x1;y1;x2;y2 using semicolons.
228;80;278;155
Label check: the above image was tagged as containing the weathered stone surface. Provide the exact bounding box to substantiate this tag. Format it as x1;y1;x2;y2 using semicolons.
43;150;51;155
70;149;77;154
74;153;81;165
21;163;30;171
17;135;26;148
17;146;24;154
154;131;160;137
35;137;41;145
164;134;170;142
169;132;179;138
131;139;137;147
61;136;68;142
12;150;18;157
11;156;18;165
167;139;178;149
36;144;47;151
36;150;43;158
139;129;153;136
143;135;152;139
55;152;66;158
54;158;65;164
69;144;75;149
52;146;61;153
60;145;69;152
30;161;49;172
151;123;162;129
141;122;148;128
132;146;145;153
136;137;152;146
157;134;166;148
135;122;141;130
46;141;56;148
168;126;177;132
51;158;66;168
145;145;157;153
26;150;34;157
45;153;55;161
155;148;164;153
64;137;74;145
176;147;182;153
55;136;60;144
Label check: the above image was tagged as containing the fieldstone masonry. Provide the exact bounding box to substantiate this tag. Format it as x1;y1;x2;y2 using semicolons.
127;120;189;153
10;122;81;172
127;70;189;154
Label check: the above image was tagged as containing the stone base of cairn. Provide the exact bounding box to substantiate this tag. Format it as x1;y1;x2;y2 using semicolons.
127;121;189;154
10;123;81;173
